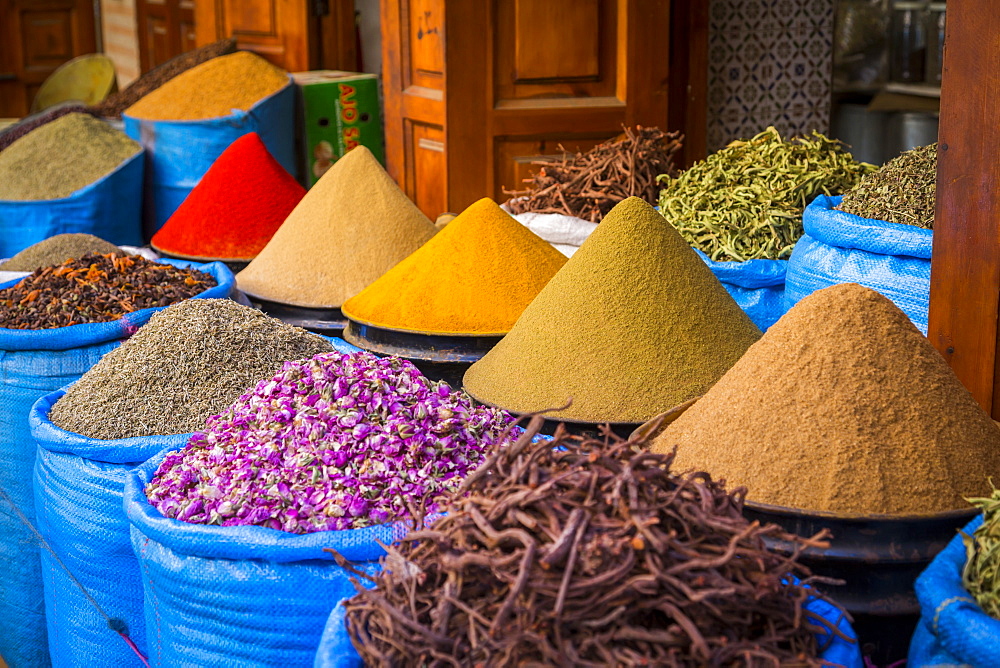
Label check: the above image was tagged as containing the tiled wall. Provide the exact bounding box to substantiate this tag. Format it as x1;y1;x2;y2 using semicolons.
707;0;835;151
100;0;140;86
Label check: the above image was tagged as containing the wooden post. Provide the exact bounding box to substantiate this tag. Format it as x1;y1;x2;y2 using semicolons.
926;3;1000;415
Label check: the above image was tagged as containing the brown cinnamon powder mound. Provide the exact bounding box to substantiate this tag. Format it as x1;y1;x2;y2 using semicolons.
652;283;1000;515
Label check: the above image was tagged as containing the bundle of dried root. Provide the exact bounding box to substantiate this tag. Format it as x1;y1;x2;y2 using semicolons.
504;126;684;222
334;418;850;666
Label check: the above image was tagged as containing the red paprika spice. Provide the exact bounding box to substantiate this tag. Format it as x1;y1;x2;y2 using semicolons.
151;132;305;261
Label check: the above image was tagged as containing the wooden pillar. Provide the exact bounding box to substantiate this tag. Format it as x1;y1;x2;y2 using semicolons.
926;2;1000;415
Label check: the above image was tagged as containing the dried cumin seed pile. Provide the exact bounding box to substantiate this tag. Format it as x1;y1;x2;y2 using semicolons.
654;283;1000;515
0;234;121;271
50;299;333;439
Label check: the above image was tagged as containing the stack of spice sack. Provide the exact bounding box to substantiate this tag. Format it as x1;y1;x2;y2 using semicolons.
0;252;233;668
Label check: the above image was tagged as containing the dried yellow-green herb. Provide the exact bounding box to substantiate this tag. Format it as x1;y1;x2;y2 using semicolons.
837;143;937;229
657;127;874;261
963;486;1000;618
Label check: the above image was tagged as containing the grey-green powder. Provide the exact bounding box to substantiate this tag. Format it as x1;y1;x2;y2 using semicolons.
50;299;334;439
0;234;121;271
0;113;140;201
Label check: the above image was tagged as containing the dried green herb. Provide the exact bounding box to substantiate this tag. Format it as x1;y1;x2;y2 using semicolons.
657;127;875;261
837;143;937;229
963;486;1000;618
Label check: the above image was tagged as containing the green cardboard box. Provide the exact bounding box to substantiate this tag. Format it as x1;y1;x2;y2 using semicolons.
292;70;385;187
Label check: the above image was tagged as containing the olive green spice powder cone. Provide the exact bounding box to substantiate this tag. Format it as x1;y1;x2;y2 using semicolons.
463;197;762;423
236;146;437;308
653;283;1000;516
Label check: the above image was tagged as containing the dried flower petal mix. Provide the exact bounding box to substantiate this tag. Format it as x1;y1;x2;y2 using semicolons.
146;352;513;534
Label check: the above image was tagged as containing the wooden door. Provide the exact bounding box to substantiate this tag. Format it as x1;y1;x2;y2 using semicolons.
0;0;98;117
136;0;196;72
382;0;685;218
194;0;357;73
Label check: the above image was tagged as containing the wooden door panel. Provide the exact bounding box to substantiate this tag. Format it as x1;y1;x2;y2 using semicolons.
195;0;311;72
496;0;618;103
513;0;600;82
406;0;444;90
179;0;196;52
407;121;447;217
1;0;97;116
143;15;172;69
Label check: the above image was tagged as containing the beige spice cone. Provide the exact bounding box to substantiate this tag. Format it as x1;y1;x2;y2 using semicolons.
652;283;1000;515
463;197;762;423
236;146;437;308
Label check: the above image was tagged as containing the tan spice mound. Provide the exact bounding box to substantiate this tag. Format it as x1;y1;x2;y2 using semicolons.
653;283;1000;516
124;51;289;121
342;198;567;335
236;146;437;308
463;197;762;423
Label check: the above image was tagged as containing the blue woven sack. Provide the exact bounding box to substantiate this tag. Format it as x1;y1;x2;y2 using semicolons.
123;80;296;239
29;337;357;668
697;250;787;331
0;260;232;668
909;515;1000;667
314;590;863;668
0;148;144;258
785;195;933;334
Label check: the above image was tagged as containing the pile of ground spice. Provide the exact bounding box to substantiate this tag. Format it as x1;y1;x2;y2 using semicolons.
0;104;97;153
50;299;333;439
0;234;121;271
0;253;215;330
93;38;237;119
463;197;762;423
151;133;305;261
342;198;566;335
837;143;938;229
0;113;140;200
653;283;1000;515
237;146;437;308
124;51;289;121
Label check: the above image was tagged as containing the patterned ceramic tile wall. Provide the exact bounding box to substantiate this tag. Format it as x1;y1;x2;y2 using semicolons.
707;0;835;151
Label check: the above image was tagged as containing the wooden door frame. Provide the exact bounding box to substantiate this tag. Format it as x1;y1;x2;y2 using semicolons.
926;2;1000;417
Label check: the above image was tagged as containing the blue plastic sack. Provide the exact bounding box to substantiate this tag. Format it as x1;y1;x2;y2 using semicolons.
29;337;358;668
314;590;862;668
123;80;296;239
785;195;933;334
909;515;1000;667
697;250;787;331
0;259;232;668
31;389;188;668
0;148;144;258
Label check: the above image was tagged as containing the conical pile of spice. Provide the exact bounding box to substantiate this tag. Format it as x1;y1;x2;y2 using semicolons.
151;133;305;261
49;299;333;439
0;234;120;271
837;143;937;229
463;197;762;423
0;113;140;200
341;420;841;665
653;283;1000;515
124;51;289;121
657;127;874;260
342;198;567;335
236;146;437;308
